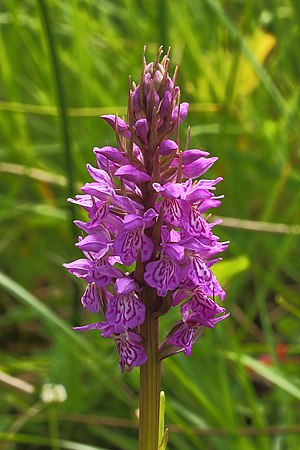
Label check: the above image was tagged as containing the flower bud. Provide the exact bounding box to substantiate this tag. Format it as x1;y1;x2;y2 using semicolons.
145;62;154;75
153;69;164;91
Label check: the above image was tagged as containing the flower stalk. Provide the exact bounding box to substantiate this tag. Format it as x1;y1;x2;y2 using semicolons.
64;46;229;449
139;296;160;450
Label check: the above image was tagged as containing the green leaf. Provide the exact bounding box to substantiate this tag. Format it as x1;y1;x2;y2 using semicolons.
228;352;300;399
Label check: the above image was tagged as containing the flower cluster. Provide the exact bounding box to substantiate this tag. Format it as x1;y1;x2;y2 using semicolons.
64;48;229;372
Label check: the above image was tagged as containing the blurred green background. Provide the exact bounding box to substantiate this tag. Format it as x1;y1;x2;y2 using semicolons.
1;0;300;449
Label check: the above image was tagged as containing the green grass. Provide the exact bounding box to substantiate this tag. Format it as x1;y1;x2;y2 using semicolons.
1;0;300;449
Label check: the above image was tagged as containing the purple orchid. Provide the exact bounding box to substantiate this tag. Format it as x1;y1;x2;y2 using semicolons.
64;48;229;377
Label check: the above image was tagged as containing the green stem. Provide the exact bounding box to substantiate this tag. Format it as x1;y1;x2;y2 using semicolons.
48;407;60;450
139;291;161;450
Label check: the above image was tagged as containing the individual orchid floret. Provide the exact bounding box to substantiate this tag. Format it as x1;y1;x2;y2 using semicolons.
106;278;145;333
81;283;100;313
180;290;229;328
144;239;184;297
63;248;122;290
181;249;226;301
113;213;155;265
114;331;148;373
161;290;229;357
74;321;147;373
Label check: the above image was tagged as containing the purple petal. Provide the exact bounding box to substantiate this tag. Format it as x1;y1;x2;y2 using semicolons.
114;331;147;372
86;164;112;184
68;195;93;210
132;85;141;112
182;157;218;179
73;321;104;332
63;258;91;278
153;69;163;90
74;219;103;233
159;139;178;156
146;89;160;109
198;197;223;213
123;214;144;231
161;226;181;245
184;255;212;285
198;177;223;189
81;182;113;201
93;146;125;163
153;181;186;199
94;153;119;173
182;207;211;237
143;208;158;224
101;115;131;139
75;233;110;253
159;197;186;226
164;243;185;261
106;291;145;333
160;91;172;119
114;229;154;265
88;202;110;227
144;70;152;91
87;258;122;288
172;102;189;124
144;257;181;297
81;283;100;313
115;165;151;182
114;277;137;295
104;214;125;234
183;255;226;300
168;322;194;356
185;186;213;204
181;149;210;163
135;118;149;144
113;193;144;212
173;287;193;306
181;291;226;328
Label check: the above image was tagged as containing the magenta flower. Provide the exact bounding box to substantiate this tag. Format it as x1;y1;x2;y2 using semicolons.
64;48;229;378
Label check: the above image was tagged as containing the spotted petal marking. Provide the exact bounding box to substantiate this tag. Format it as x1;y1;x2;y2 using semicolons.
187;256;213;285
88;201;109;227
114;229;154;266
144;257;181;297
81;283;100;313
184;206;211;237
161;198;183;226
168;323;194;356
186;255;226;300
106;291;146;333
114;331;147;372
87;257;121;288
181;291;226;328
192;291;225;316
